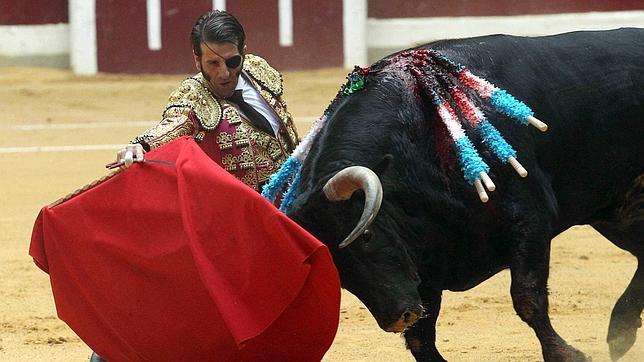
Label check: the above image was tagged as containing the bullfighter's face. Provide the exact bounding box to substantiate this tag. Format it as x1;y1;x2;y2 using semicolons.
194;41;245;99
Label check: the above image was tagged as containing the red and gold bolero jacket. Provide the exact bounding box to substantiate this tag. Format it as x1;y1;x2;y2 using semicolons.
132;55;300;192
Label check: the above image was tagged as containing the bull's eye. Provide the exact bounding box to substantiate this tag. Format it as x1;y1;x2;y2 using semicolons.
362;229;374;242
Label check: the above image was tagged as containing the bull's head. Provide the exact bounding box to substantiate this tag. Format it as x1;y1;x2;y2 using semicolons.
290;162;425;333
287;63;447;332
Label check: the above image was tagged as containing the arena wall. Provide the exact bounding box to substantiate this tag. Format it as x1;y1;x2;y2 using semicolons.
0;0;68;24
0;0;69;66
1;0;642;73
368;0;644;18
366;0;644;61
92;0;343;74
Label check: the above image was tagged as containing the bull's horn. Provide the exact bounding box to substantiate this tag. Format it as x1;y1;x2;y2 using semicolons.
323;166;383;248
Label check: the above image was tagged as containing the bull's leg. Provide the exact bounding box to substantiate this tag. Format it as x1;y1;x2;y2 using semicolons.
592;221;644;361
403;290;446;362
607;263;644;361
509;238;588;361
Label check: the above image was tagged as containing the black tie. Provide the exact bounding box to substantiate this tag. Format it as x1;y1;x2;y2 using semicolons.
228;90;274;135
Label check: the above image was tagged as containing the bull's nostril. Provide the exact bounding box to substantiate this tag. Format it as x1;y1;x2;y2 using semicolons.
403;311;416;323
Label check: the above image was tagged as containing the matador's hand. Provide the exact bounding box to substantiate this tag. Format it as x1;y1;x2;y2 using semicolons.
106;144;145;169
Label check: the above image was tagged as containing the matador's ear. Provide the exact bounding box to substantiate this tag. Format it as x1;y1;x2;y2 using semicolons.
193;52;201;71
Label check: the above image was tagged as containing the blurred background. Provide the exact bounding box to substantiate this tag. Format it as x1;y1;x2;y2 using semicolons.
1;0;642;74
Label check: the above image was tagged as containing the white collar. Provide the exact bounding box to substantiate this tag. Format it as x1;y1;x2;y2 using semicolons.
235;73;250;91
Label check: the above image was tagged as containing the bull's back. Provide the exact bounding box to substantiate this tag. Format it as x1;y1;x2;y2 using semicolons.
430;28;644;226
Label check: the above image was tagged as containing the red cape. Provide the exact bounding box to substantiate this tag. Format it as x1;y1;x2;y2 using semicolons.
29;137;340;361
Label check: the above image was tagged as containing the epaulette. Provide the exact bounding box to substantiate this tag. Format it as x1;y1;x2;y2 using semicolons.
243;54;283;96
166;75;222;131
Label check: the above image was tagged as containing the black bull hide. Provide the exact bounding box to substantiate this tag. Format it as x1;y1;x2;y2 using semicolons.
288;28;643;361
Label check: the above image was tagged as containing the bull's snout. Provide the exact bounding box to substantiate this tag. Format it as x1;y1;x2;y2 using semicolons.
384;305;425;333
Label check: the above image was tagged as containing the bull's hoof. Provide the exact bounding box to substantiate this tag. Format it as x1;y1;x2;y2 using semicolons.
607;316;641;360
89;352;106;362
544;345;590;362
608;329;638;361
405;337;447;362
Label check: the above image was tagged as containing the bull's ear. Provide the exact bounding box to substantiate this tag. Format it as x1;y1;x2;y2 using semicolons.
373;154;393;176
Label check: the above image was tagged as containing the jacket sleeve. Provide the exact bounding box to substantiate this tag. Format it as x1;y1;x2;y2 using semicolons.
131;106;197;152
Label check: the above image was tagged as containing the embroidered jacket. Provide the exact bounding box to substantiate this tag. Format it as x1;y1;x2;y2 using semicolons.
132;54;300;191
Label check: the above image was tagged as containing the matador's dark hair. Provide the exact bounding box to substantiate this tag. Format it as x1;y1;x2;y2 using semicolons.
190;10;246;56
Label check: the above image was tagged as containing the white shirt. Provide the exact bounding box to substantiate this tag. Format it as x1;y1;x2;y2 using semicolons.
235;74;281;136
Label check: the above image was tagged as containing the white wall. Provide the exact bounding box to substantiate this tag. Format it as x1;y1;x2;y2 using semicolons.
367;10;644;49
0;24;69;57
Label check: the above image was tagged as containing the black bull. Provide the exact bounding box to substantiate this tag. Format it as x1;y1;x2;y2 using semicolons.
288;28;643;361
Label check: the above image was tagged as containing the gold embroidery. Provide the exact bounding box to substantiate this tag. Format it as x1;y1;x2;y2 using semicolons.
259;89;277;107
131;110;195;150
217;131;234;151
239;162;254;170
223;107;242;125
219;143;233;151
244;121;289;184
237;149;253;165
243;55;283;96
219;91;299;189
221;154;237;172
239;147;253;165
269;143;283;161
274;101;300;146
241;173;257;188
213;113;291;188
234;138;250;147
167;75;222;130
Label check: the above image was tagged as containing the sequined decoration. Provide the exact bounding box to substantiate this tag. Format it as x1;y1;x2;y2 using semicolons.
265;49;548;207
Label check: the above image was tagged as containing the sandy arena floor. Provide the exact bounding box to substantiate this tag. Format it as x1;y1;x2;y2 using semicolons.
0;66;642;361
